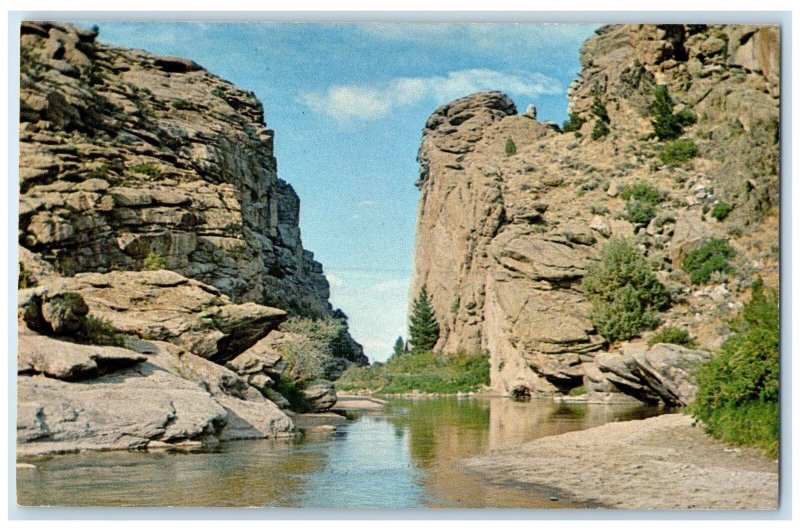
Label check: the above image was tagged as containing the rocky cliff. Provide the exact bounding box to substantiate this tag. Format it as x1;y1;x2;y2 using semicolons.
17;22;365;454
411;24;780;398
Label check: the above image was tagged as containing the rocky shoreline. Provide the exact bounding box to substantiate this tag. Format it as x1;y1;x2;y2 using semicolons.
461;413;779;510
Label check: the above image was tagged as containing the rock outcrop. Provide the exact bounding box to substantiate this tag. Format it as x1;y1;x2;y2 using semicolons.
16;22;365;454
410;24;779;397
19;21;342;320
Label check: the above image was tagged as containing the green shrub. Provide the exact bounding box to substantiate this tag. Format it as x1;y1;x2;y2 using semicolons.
130;162;161;178
619;182;664;204
650;85;682;141
143;252;167;271
690;281;779;456
505;137;517;156
711;201;734;221
18;262;34;289
620;182;664;225
647;326;697;348
277;317;349;383
87;164;109;180
591;120;610;140
336;350;490;394
582;238;670;342
682;238;735;284
562;113;586;133
273;380;314;413
660;138;698;164
624;200;658;225
75;315;125;347
675;108;697;127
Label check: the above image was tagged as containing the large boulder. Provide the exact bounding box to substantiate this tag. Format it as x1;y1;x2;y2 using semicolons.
301;379;337;412
18;334;145;380
51;270;286;361
595;343;712;406
17;338;295;456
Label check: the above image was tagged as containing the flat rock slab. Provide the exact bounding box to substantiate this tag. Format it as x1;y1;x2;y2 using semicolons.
462;414;778;510
18;334;146;380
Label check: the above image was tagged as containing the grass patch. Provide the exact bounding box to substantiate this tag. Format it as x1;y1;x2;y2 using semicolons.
336;350;490;394
682;238;735;284
647;326;698;348
569;385;586;396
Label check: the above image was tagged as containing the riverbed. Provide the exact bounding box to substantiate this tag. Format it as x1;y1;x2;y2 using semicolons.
17;397;662;508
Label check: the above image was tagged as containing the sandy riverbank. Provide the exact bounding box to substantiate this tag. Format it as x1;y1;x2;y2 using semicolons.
461;413;778;510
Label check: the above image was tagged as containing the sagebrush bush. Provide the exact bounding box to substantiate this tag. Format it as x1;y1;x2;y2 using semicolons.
690;280;779;456
620;182;664;225
660;138;698;165
682;238;735;284
582;238;670;342
647;326;697;348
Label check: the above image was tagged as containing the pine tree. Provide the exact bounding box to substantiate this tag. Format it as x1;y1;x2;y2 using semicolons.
408;284;440;352
650;85;682;141
505;137;517;156
392;336;405;359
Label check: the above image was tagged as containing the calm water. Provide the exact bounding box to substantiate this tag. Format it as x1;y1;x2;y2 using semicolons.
17;397;662;508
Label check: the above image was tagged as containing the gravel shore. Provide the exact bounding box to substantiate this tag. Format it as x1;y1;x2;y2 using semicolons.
461;413;779;510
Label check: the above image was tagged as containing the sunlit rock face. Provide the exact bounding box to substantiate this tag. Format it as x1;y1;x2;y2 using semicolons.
410;24;779;397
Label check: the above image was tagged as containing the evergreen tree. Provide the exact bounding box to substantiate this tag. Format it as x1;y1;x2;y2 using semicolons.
650;85;682;141
392;336;405;359
505;137;517;156
408;284;440;352
590;84;610;140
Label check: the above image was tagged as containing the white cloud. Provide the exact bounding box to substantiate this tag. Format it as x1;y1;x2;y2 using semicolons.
325;273;344;287
297;68;562;122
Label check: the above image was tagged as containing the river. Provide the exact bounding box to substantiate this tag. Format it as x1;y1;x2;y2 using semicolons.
17;397;663;508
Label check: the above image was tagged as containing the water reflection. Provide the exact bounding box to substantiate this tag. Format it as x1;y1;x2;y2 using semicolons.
17;397;662;508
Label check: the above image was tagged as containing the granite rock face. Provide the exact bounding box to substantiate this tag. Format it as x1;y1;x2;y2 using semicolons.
410;24;779;397
19;21;334;319
16;22;364;455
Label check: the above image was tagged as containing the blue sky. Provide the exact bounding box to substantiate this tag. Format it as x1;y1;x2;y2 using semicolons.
78;21;599;361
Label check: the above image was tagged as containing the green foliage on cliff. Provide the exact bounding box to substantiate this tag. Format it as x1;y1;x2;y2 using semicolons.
711;201;734;221
336;350;490;394
620;181;665;225
690;280;779;456
647;326;697;348
582;238;670;342
76;315;126;347
143;252;167;271
278;317;347;383
408;285;440;352
562;113;586;133
681;238;735;284
660;138;698;165
505;137;517;156
130;162;161;178
18;262;34;289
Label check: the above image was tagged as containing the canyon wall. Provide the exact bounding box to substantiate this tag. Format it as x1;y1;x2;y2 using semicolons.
411;24;780;396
